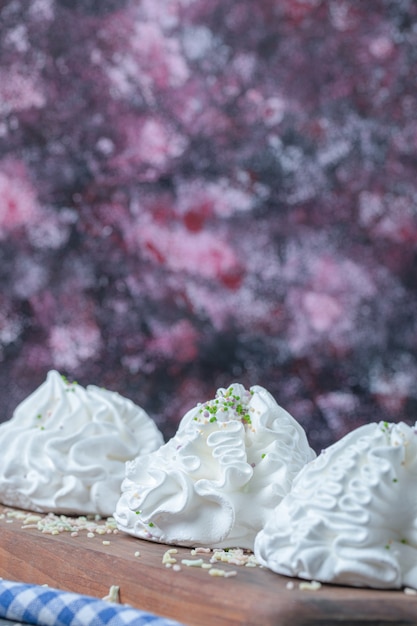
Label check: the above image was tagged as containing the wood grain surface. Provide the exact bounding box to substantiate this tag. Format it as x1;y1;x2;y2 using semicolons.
0;505;416;626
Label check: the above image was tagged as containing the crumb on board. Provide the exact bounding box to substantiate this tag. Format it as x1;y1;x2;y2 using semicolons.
181;558;205;567
299;580;322;591
0;507;118;536
1;507;261;582
208;568;237;578
404;587;417;596
162;548;178;566
191;547;211;555
102;585;120;603
173;547;259;577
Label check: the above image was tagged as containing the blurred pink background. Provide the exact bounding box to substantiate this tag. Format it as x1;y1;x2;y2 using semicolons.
1;0;417;450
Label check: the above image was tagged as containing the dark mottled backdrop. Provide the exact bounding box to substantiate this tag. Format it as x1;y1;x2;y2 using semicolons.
1;0;416;451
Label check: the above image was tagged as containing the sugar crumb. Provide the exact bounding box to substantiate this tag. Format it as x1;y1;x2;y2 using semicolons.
404;587;417;596
299;580;322;591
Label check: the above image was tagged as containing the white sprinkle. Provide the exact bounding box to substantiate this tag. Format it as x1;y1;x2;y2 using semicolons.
181;558;204;567
102;540;111;546
87;532;95;538
172;564;182;572
162;549;178;565
299;580;322;591
192;547;211;555
208;548;258;568
71;532;78;537
7;511;25;519
220;554;232;562
102;585;120;603
201;563;212;569
208;568;226;577
23;515;42;524
286;581;295;590
404;587;417;596
134;551;141;557
21;524;39;529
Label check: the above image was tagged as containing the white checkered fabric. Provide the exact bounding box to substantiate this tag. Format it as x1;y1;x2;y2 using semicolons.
0;580;183;626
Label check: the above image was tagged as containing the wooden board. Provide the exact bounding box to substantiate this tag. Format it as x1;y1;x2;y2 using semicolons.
0;505;416;626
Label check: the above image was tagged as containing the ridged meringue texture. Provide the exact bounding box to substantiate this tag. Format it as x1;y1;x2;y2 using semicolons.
0;370;164;516
114;383;316;549
255;420;417;589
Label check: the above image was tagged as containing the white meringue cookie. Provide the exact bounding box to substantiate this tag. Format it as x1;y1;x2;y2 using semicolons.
255;420;417;589
114;383;315;549
0;370;163;516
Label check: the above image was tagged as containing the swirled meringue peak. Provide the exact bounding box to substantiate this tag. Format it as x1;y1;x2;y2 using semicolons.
114;383;315;549
255;420;417;589
0;370;163;516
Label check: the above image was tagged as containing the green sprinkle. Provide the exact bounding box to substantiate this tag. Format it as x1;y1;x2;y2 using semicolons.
197;386;255;427
261;453;266;459
393;478;398;483
385;544;390;550
148;522;154;527
36;414;42;420
61;374;77;387
401;538;408;544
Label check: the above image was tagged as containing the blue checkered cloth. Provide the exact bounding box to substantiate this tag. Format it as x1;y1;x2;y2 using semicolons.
0;580;183;626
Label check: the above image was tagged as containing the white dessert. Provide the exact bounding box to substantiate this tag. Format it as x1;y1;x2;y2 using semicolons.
0;370;163;516
255;421;417;589
114;383;315;549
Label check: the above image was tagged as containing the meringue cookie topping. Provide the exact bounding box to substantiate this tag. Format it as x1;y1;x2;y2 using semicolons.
255;421;417;589
0;370;163;516
114;383;315;549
